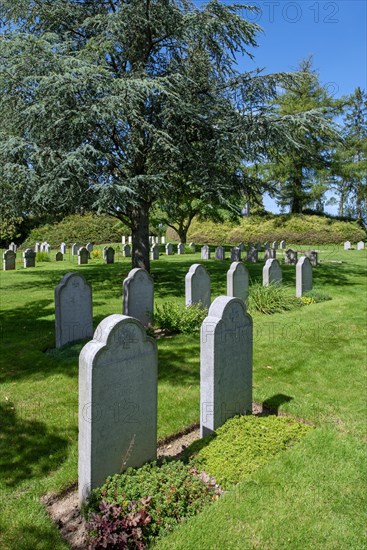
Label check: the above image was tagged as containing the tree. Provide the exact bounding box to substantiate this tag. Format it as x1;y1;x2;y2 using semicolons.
257;57;340;213
0;2;338;268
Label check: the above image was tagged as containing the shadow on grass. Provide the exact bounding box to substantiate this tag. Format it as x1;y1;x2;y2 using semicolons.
0;401;69;488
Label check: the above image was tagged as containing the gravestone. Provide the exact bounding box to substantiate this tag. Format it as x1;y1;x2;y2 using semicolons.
23;248;36;268
256;242;261;251
215;246;225;260
122;236;126;245
227;262;249;303
177;243;185;255
296;256;312;297
189;242;196;253
123;268;154;326
9;242;17;252
78;314;157;503
54;272;93;348
264;241;270;250
264;248;276;261
72;243;80;256
344;241;351;250
61;242;67;254
185;264;211;308
200;296;252;437
150;244;159;260
305;250;318;267
272;241;278;250
102;246;109;259
78;247;89;265
238;242;245;252
3;249;16;271
280;240;286;249
284;248;298;265
201;245;210;260
230;247;241;262
35;243;40;252
86;243;93;253
40;242;45;252
55;252;63;262
263;258;282;286
246;247;258;263
128;236;132;244
165;243;173;255
45;243;51;253
105;247;115;264
123;244;131;258
357;241;365;250
161;236;166;245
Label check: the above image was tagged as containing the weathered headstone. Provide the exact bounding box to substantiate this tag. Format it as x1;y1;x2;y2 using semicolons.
200;296;252;437
72;243;80;256
78;247;89;265
123;244;131;258
55;251;63;262
123;268;154;326
102;246;109;259
35;242;40;252
86;243;93;253
280;240;286;249
284;248;298;265
215;246;225;260
122;236;126;245
105;247;115;264
185;264;211;308
256;242;261;251
177;243;185;255
246;247;258;263
23;248;36;268
264;248;276;261
61;242;67;254
238;242;245;252
227;262;249;303
189;242;196;253
78;314;157;503
128;236;132;244
40;242;46;252
161;236;166;245
296;256;312;297
44;243;51;253
357;241;365;250
3;249;16;271
264;241;270;250
165;243;173;255
272;241;278;250
150;244;159;260
9;242;17;252
230;247;241;262
55;272;93;348
305;250;318;267
344;241;351;250
201;245;210;260
263;258;282;286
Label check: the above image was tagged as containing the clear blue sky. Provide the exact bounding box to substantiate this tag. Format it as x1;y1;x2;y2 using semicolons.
195;0;367;214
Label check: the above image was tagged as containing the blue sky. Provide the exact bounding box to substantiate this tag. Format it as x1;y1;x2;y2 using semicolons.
195;0;367;214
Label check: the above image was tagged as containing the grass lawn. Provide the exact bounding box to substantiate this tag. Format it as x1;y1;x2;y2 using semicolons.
0;243;366;549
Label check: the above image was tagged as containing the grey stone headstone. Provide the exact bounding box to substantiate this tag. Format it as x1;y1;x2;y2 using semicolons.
263;258;282;286
3;249;16;271
246;247;258;263
264;248;276;261
264;242;270;250
357;241;365;250
201;245;210;260
215;246;225;260
40;242;45;252
78;247;89;265
105;247;115;264
72;243;80;256
86;243;93;253
102;246;109;259
296;256;312;297
305;250;318;267
122;236;126;245
165;243;173;255
344;241;351;250
150;244;159;260
227;262;249;303
55;251;63;262
9;242;17;252
280;240;286;249
78;313;157;503
185;264;211;308
189;242;196;253
284;249;298;265
200;296;252;437
61;243;67;254
128;236;132;244
35;242;40;253
238;242;245;252
123;244;131;258
44;243;50;253
161;236;166;245
23;248;36;268
230;247;241;262
272;241;278;250
177;243;185;255
123;268;154;326
256;242;262;251
54;272;93;348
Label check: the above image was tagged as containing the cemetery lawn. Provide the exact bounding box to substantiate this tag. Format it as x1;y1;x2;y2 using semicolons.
0;245;366;549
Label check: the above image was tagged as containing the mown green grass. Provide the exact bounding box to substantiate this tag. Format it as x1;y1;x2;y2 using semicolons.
0;243;366;549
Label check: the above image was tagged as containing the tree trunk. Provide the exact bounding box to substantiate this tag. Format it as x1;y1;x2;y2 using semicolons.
178;227;187;244
131;204;150;271
290;177;303;213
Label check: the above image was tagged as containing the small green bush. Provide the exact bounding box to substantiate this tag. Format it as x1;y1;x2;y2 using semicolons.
35;251;51;262
84;460;215;545
189;415;313;489
303;289;332;303
154;302;208;334
90;249;102;260
248;282;301;315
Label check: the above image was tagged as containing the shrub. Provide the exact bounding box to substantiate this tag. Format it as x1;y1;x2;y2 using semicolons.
248;282;301;315
189;415;313;489
35;251;51;262
303;289;332;303
90;249;103;260
154;302;208;334
84;460;215;546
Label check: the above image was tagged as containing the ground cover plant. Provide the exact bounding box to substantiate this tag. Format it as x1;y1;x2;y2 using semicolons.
0;243;366;549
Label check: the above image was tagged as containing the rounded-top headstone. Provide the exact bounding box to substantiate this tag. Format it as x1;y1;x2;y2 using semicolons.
227;262;249;303
185;263;211;308
263;258;282;286
123;268;154;326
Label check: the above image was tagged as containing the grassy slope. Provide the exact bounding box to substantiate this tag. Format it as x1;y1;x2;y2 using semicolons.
0;245;366;549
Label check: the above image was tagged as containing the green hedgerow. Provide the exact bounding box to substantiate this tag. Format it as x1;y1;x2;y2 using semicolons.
189;415;313;489
154;302;208;334
248;282;301;315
